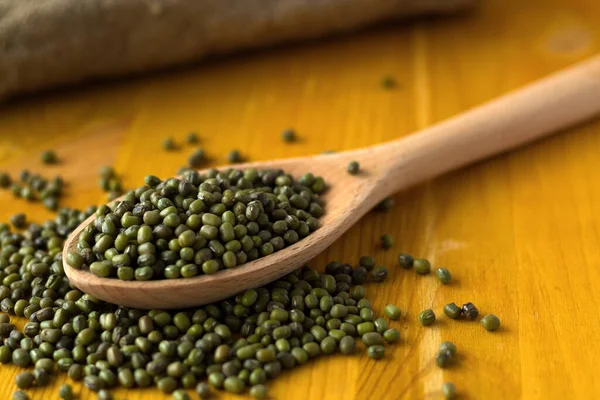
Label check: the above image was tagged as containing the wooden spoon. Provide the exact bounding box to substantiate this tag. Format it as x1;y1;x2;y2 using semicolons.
64;55;600;309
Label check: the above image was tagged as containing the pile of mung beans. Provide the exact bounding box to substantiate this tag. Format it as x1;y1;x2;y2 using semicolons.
0;205;408;399
69;168;326;280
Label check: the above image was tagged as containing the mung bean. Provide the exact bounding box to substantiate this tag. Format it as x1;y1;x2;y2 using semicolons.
418;309;435;326
481;314;500;331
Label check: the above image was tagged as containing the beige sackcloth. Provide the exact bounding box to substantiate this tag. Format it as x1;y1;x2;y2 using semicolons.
0;0;476;100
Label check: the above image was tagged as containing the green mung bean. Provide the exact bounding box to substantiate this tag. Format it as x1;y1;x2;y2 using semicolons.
15;371;34;389
439;341;457;355
481;314;501;331
84;375;105;392
34;368;50;386
163;138;176;151
0;172;10;188
10;213;26;229
413;258;431;274
397;253;413;269
68;364;84;381
13;391;29;400
362;332;384;347
383;328;400;343
373;318;388;334
380;234;393;249
41;150;58;164
442;382;457;399
224;376;245;393
227;150;242;164
35;358;54;372
418;309;435;326
339;336;355;354
12;349;30;367
347;161;360;175
250;384;268;399
436;268;452;284
367;345;385;359
196;382;211;398
185;132;199;144
98;389;113;400
357;257;374;271
384;304;401;320
435;350;452;368
281;129;296;143
381;76;396;89
320;337;337;354
157;377;178;393
374;196;394;212
357;322;375;336
172;389;189;400
444;303;462;319
369;266;388;282
188;149;206;167
58;383;73;399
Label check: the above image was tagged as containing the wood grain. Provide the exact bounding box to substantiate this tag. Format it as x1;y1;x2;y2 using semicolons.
64;54;600;309
2;0;600;398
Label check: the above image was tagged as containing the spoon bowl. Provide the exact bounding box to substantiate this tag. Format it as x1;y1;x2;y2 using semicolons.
64;55;600;309
63;151;384;309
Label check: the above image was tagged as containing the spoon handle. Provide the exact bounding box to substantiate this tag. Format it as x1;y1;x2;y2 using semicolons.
372;55;600;198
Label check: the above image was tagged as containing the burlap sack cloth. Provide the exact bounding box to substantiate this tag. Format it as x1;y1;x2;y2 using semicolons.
0;0;475;100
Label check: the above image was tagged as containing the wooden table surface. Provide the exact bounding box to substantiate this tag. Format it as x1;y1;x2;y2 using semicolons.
1;0;599;399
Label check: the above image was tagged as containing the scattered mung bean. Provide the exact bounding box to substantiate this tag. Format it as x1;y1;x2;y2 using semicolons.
227;150;242;164
186;132;199;144
381;76;396;89
376;196;395;211
41;150;58;164
10;213;26;229
413;259;431;275
163;138;177;151
481;314;500;331
444;303;462;319
384;304;401;320
281;129;296;143
367;345;385;359
442;382;457;399
418;309;435;326
347;161;360;175
397;253;413;269
188;149;206;167
380;234;393;250
439;341;457;356
436;268;452;284
12;391;28;400
462;303;479;320
435;350;452;368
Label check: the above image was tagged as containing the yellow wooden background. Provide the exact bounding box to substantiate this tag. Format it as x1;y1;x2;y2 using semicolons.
1;0;599;398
